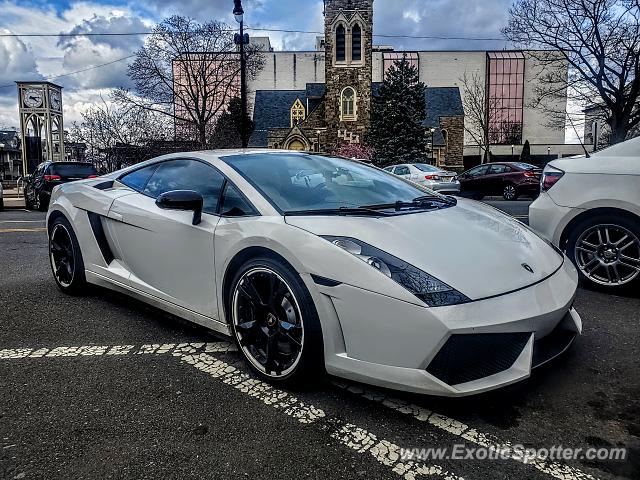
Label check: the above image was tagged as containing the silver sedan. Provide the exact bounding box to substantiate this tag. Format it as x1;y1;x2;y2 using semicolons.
384;163;460;194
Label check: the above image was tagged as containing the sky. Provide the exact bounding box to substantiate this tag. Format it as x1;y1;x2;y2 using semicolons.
0;0;521;132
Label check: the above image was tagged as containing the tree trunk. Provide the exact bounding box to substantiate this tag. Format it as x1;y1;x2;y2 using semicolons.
198;124;207;146
608;114;628;145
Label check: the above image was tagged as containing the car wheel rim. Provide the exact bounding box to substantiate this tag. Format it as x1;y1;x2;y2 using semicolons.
232;267;304;378
575;224;640;286
504;185;515;199
49;224;75;288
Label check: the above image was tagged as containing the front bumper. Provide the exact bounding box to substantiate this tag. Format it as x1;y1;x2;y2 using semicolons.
318;257;580;396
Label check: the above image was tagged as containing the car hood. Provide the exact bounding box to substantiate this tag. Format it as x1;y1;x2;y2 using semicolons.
285;198;563;300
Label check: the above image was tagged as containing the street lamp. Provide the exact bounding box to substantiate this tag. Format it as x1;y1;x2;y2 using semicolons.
511;144;514;160
547;146;551;159
316;130;321;152
233;0;249;148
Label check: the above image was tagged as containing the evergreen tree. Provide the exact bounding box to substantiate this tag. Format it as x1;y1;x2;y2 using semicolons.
368;57;428;166
520;139;531;162
210;97;254;148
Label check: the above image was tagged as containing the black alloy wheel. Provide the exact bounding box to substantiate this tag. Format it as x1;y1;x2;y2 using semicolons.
230;257;323;384
49;217;87;293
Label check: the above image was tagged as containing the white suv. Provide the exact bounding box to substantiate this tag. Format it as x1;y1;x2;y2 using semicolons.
529;137;640;290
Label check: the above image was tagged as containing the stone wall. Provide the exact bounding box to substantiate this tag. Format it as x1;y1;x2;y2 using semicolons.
439;116;464;169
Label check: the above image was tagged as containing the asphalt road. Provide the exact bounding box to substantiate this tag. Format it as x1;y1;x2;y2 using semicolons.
1;209;639;480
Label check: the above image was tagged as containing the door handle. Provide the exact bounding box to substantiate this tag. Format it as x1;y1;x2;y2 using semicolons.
110;211;124;222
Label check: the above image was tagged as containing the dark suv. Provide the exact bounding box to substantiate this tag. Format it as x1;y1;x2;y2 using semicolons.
24;161;98;211
457;162;542;200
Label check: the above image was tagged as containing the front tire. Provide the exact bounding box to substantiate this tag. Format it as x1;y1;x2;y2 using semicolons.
37;192;49;211
229;256;324;386
49;216;87;294
566;213;640;291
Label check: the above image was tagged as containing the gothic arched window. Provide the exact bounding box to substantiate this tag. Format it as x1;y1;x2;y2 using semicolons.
335;24;346;62
341;87;356;121
352;24;362;62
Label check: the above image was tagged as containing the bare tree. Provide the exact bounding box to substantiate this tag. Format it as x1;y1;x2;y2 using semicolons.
114;16;264;145
70;96;171;171
503;0;640;144
459;71;496;163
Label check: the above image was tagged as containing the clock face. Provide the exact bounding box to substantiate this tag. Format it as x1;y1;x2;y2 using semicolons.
24;88;43;108
49;90;61;111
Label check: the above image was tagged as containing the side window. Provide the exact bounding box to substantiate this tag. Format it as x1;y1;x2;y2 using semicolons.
144;159;225;215
219;182;255;217
468;165;489;177
488;164;507;175
395;166;410;175
384;166;394;172
119;164;158;192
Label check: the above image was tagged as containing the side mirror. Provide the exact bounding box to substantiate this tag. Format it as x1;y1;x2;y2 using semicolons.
156;190;203;225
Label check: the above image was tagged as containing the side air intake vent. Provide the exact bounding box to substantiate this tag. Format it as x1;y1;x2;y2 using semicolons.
426;332;531;386
87;212;115;264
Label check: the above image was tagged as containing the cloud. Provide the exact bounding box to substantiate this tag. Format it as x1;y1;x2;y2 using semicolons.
0;30;42;85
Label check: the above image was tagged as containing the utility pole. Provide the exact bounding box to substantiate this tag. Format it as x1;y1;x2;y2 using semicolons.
234;0;249;148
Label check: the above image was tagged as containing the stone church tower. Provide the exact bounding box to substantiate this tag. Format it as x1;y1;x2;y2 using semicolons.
323;0;373;148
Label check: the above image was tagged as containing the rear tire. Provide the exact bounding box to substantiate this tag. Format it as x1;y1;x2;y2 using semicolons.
25;194;33;210
228;256;324;386
0;198;4;211
49;216;87;294
503;183;518;201
565;213;640;291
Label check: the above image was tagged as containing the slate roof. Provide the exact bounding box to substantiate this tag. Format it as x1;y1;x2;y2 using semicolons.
248;90;306;147
249;84;464;148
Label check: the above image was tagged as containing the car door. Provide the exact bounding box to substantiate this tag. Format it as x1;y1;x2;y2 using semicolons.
108;159;225;320
485;164;509;195
460;165;489;193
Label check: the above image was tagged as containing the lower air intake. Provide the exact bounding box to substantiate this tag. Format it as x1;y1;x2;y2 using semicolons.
426;332;531;386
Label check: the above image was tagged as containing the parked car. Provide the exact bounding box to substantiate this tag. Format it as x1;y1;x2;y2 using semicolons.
24;161;98;211
457;162;542;200
530;137;640;291
384;163;460;194
47;150;581;396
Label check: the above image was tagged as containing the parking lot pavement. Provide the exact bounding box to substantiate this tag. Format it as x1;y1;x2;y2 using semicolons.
482;198;532;223
1;210;638;480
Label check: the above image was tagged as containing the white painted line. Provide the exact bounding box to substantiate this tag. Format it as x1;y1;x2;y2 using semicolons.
182;353;462;479
0;220;46;223
0;342;236;360
332;381;598;480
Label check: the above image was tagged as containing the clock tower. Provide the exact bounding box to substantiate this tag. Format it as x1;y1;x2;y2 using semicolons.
16;81;65;174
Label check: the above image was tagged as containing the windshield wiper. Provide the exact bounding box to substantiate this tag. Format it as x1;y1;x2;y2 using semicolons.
362;195;456;212
283;206;391;217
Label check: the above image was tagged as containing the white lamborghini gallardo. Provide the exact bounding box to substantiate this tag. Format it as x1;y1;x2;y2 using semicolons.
47;150;582;396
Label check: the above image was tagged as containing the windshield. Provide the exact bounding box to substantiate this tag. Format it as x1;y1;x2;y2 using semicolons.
413;164;441;172
513;162;537;170
223;153;444;213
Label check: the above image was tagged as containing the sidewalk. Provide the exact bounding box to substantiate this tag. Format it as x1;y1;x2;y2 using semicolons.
2;188;26;209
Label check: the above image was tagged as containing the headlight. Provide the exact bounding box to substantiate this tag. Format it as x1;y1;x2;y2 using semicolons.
322;236;470;307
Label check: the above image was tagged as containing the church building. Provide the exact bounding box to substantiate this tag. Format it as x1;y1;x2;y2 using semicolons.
246;0;582;168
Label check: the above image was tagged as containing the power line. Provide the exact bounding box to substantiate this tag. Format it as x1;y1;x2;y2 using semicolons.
0;27;506;42
0;55;135;90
